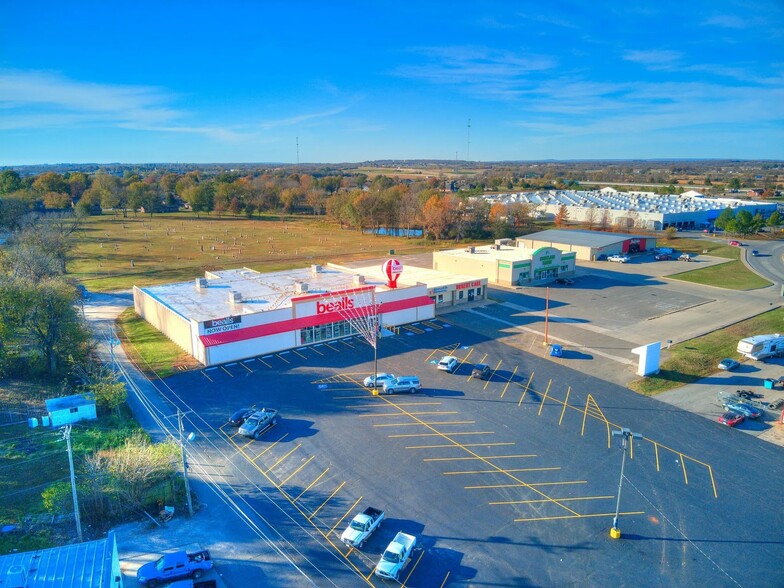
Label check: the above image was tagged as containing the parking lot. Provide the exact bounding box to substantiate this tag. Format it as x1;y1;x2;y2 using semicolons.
148;312;784;587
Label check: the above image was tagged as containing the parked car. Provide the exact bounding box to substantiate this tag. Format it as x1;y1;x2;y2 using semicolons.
729;240;742;247
549;344;563;358
341;506;385;548
363;373;395;387
137;550;213;586
555;277;574;285
654;253;671;261
375;532;417;580
471;363;492;380
723;402;763;420
597;254;608;261
718;411;744;427
607;254;630;263
228;407;256;427
437;356;460;373
717;358;740;371
751;249;759;257
238;408;279;439
382;376;421;395
678;253;694;262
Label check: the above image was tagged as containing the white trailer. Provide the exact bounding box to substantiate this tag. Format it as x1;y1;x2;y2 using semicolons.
737;334;784;361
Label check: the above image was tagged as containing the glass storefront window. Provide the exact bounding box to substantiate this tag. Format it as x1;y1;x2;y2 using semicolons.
301;320;359;344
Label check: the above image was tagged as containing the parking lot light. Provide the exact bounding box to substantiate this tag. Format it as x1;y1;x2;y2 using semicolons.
610;428;642;539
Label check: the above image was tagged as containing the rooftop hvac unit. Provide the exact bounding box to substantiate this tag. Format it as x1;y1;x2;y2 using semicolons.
195;278;207;291
311;264;322;275
6;565;27;588
228;291;242;304
353;274;366;286
295;282;309;294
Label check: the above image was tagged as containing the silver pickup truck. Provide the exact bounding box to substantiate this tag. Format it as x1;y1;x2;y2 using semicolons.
341;506;384;548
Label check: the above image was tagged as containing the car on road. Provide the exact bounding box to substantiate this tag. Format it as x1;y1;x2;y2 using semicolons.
471;363;492;380
238;408;279;439
723;402;763;420
607;254;630;263
363;373;395;387
382;376;421;395
751;249;759;257
718;358;740;371
437;356;460;373
679;253;694;262
654;253;671;261
729;240;742;246
228;407;255;427
718;411;744;427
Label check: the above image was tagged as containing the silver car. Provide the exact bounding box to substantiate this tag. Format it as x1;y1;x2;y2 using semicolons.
238;408;279;439
382;376;421;395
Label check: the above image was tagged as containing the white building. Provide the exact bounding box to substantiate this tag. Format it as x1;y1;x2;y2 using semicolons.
134;262;487;367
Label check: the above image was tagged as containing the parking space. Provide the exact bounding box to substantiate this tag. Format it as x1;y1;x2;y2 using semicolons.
160;313;784;587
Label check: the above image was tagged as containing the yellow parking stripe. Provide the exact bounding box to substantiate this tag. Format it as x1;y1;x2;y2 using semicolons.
330;495;363;535
465;480;587;489
515;511;645;523
256;357;273;368
424;454;536;462
401;549;425;587
253;434;288;460
264;444;301;474
220;365;234;377
491;495;614;505
406;442;515;449
374;421;475;427
537;379;552;415
294;468;329;502
445;467;560;475
280;455;315;486
291;349;307;359
518;371;535;406
499;364;517;398
485;359;503;390
360;411;458;418
389;431;495;438
558;387;570;425
309;481;346;521
440;572;450;588
240;362;254;373
680;453;689;484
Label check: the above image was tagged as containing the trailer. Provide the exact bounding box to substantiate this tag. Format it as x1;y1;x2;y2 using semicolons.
737;334;784;361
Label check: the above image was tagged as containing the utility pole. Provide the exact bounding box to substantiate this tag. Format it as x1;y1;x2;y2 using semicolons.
296;136;300;166
466;118;471;162
178;410;195;517
61;425;83;542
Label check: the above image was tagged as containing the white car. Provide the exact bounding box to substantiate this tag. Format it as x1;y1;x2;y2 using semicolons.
607;254;630;263
363;373;395;387
437;356;459;373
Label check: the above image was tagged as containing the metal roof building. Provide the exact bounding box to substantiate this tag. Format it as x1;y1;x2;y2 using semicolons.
0;531;122;588
515;229;657;261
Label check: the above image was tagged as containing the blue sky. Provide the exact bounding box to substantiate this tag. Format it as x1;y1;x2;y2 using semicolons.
1;1;782;164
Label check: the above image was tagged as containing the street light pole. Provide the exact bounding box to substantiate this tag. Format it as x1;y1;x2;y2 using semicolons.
610;427;641;539
178;409;195;517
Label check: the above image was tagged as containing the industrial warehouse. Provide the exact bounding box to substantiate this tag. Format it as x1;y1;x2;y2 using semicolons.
515;229;657;261
133;261;487;366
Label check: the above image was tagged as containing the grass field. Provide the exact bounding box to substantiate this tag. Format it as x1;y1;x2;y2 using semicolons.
628;307;784;395
70;212;448;292
0;380;145;553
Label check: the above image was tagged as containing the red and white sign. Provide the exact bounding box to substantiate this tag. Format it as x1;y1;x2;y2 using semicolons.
382;259;403;289
456;280;481;290
317;296;355;314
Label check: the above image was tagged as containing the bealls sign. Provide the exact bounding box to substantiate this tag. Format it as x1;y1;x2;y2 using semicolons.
317;296;355;314
382;259;403;289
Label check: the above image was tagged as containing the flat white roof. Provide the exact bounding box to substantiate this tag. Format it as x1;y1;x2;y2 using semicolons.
139;263;486;323
435;244;571;262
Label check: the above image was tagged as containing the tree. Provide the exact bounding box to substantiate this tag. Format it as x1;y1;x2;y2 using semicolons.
766;211;781;231
664;226;677;240
0;170;22;194
554;204;569;227
725;210;757;236
68;172;90;201
713;207;735;231
421;194;452;240
728;178;741;190
598;208;611;230
32;172;68;196
91;378;127;417
583;206;597;230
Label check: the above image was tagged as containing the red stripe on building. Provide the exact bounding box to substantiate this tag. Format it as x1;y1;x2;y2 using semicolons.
199;295;433;347
291;285;375;303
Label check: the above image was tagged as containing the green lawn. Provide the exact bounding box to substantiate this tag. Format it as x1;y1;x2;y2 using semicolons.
628;307;784;395
116;308;201;378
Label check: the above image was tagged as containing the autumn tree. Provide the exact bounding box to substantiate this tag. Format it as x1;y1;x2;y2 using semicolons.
554;204;569;227
421;194;452;240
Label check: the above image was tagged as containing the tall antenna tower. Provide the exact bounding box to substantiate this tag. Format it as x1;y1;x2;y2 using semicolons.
296;137;300;166
466;118;471;162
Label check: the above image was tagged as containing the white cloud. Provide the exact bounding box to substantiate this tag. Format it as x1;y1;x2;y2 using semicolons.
623;49;682;68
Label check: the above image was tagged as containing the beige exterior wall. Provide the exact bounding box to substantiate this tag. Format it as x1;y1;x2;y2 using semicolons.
133;286;195;355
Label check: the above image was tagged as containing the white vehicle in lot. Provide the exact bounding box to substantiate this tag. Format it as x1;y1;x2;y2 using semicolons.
382;376;421;395
363;373;395;387
341;506;384;548
238;408;279;439
375;532;417;580
437;355;459;373
737;334;784;361
607;254;630;263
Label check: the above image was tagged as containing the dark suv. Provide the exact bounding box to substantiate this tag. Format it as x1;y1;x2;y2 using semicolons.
471;364;492;380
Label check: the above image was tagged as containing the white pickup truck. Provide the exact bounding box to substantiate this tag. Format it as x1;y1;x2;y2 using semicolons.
341;506;384;548
375;532;417;580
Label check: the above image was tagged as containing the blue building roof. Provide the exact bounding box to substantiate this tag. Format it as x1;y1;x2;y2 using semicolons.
0;531;118;587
